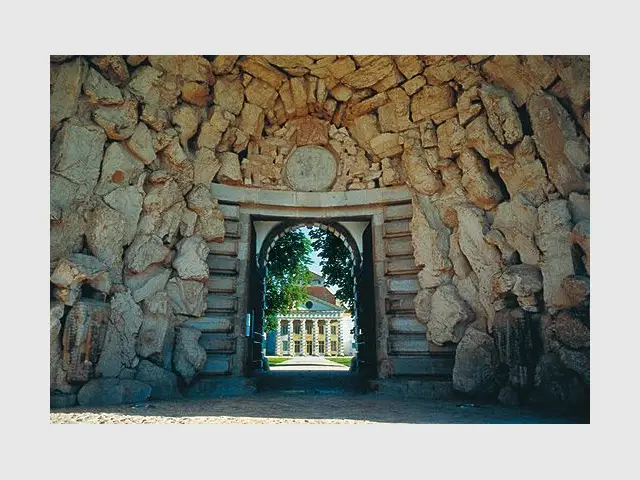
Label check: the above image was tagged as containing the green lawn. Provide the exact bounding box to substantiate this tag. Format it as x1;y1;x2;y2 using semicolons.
265;356;290;366
266;356;354;367
326;356;353;367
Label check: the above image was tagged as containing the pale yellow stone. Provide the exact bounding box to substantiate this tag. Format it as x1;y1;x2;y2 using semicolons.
465;115;514;170
424;57;469;85
211;55;239;75
245;78;278;110
289;116;329;146
394;55;424;79
468;55;490;64
239;103;265;138
328;57;357;79
290;77;308;117
410;85;455;122
372;66;404;93
306;76;318;111
197;107;230;150
522;55;557;89
263;56;314;70
456;86;482;126
377;88;412;133
278;81;296;118
342;56;395;89
402;75;427;96
370;132;403;157
213;75;244;115
431;107;459;125
481;55;537;107
181;82;210;107
238;56;287;89
352;56;378;66
332;102;347;128
330;84;354;102
346;92;389;120
437;117;466;159
323;98;337;119
194;148;221;185
316;79;328;112
148;55;212;84
347;114;380;153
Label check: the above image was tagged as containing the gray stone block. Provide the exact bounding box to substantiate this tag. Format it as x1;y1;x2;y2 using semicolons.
77;379;152;406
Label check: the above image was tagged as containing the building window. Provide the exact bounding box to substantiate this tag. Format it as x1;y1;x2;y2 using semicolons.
306;341;313;355
282;341;289;352
294;341;301;353
305;322;313;334
319;341;325;354
281;323;288;335
305;301;313;309
293;322;301;334
319;324;325;335
331;341;337;352
331;324;337;335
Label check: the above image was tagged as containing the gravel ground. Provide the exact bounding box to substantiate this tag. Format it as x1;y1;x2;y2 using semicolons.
50;393;588;424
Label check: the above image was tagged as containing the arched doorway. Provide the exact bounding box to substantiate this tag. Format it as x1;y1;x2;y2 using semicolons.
186;184;454;397
248;219;377;381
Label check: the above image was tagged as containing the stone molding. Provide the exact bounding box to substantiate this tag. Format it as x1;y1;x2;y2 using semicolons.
211;183;411;208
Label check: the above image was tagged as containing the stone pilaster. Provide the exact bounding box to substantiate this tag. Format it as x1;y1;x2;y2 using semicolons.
288;319;293;356
338;317;345;356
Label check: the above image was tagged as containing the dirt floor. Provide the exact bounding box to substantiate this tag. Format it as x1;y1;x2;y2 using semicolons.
50;392;588;424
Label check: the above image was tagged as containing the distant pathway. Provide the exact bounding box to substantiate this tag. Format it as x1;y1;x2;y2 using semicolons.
272;355;348;370
259;356;352;393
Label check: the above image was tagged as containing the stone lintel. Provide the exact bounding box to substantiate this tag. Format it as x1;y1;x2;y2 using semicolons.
211;183;411;208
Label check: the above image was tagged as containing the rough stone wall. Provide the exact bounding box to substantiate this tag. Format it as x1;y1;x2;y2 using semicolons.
50;55;589;408
403;55;590;406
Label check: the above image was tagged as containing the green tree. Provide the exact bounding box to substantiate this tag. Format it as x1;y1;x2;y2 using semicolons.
264;229;313;332
309;228;355;313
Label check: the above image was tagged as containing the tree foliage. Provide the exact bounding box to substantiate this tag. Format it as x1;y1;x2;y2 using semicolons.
309;228;355;313
264;229;313;332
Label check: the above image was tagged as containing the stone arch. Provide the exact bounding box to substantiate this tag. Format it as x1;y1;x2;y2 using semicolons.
251;218;370;374
257;220;362;275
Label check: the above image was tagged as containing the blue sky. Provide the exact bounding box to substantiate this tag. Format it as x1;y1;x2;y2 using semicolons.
298;226;337;294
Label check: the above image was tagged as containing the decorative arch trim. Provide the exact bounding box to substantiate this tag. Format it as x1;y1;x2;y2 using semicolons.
257;220;362;275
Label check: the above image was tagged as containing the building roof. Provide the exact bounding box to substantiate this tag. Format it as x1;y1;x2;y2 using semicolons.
309;271;323;282
307;285;336;305
291;292;345;313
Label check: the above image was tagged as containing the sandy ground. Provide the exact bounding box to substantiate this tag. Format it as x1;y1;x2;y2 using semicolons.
51;358;587;424
50;393;587;424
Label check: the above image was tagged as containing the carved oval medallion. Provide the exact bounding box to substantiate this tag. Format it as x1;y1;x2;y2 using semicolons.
283;146;337;192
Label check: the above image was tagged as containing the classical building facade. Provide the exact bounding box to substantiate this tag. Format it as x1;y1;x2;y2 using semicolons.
266;273;353;357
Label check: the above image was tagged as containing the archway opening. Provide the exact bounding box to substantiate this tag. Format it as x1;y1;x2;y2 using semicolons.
248;219;377;393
